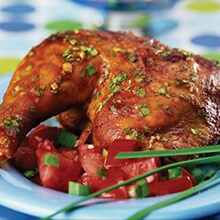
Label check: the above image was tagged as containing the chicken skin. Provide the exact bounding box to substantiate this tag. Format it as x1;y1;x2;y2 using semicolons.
0;30;219;165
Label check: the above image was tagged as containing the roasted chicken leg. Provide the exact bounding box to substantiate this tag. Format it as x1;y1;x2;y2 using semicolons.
0;30;219;165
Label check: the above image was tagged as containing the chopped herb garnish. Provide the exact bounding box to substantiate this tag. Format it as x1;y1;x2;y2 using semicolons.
134;71;144;83
31;86;45;97
43;154;60;167
189;85;195;93
191;128;202;137
113;47;125;53
81;70;86;78
62;63;72;72
113;74;128;83
26;64;33;71
94;91;102;99
69;39;77;45
164;82;169;87
158;87;166;95
62;49;70;58
133;70;139;76
128;53;137;62
190;74;197;82
29;107;37;115
175;78;182;87
2;118;20;133
139;107;150;117
164;106;173;115
160;50;171;57
109;83;120;93
133;88;146;98
86;64;97;76
198;106;207;117
80;46;98;56
180;94;189;102
161;137;168;142
97;103;104;112
104;68;109;77
214;60;220;67
110;105;117;112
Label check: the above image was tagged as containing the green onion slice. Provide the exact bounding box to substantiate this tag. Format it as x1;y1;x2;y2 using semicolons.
205;169;216;180
188;167;204;183
135;180;149;198
69;182;91;196
168;167;182;179
126;173;220;220
58;130;77;147
41;154;220;220
43;154;60;167
96;166;108;178
116;145;220;159
23;170;38;178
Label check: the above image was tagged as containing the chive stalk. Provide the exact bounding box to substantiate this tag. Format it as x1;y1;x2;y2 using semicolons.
126;174;220;220
41;154;220;220
116;145;220;159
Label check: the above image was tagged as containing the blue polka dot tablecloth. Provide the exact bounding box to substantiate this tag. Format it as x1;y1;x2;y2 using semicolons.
0;0;220;219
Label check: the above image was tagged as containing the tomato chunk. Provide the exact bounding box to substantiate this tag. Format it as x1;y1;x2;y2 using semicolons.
14;138;37;172
121;157;160;183
28;125;59;150
36;140;82;192
105;139;139;168
100;168;127;199
58;147;79;160
77;173;103;192
78;168;127;199
79;144;104;177
150;176;193;196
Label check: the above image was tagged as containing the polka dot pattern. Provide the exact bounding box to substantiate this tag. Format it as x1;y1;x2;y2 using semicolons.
0;58;20;75
186;0;220;13
150;18;178;37
45;20;83;32
2;4;35;14
203;52;220;61
0;21;34;32
191;35;220;48
0;0;219;77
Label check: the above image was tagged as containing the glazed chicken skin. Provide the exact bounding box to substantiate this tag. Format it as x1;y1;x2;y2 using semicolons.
0;30;219;165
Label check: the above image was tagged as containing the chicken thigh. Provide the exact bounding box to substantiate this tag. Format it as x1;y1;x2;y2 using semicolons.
0;30;219;165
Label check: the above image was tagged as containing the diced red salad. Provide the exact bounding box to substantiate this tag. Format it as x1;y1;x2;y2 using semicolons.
13;125;198;199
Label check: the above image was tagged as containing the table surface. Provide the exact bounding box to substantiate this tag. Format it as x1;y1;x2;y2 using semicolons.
0;0;220;219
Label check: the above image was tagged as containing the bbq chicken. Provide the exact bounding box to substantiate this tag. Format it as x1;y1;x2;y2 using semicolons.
0;30;219;165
